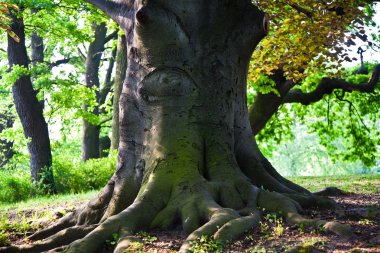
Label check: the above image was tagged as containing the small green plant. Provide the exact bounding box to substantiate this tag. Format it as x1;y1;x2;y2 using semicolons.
105;233;119;246
274;222;284;237
122;241;146;253
303;237;326;247
297;223;305;234
247;246;267;253
358;219;374;225
9;212;40;237
259;220;271;238
0;211;41;240
0;231;9;246
262;213;285;237
244;234;255;243
188;235;223;253
137;231;157;243
314;223;326;234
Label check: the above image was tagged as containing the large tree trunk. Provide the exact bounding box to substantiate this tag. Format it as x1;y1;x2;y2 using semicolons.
110;33;127;150
7;13;54;192
2;2;348;253
82;22;107;161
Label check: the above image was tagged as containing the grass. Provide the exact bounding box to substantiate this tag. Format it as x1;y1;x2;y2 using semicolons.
0;190;97;212
0;174;377;212
0;191;98;247
289;174;380;194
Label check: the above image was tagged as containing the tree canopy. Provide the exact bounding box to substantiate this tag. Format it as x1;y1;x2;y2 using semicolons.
247;0;380;168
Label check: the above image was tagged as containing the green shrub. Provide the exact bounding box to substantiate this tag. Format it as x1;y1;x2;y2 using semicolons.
0;231;9;246
0;147;116;203
0;170;31;203
53;151;116;193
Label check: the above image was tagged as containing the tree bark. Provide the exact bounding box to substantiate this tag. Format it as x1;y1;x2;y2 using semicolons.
7;13;54;192
110;33;127;150
82;22;107;161
31;8;45;108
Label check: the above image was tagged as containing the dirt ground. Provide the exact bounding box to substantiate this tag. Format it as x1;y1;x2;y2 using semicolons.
3;193;380;253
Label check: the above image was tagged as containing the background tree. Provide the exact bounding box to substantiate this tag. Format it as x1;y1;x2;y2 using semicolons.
6;8;55;192
110;32;127;151
82;21;116;161
0;0;108;189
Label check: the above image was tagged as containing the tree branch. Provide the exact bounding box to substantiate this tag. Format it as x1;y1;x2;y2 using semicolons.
48;57;78;68
105;30;118;44
99;116;112;127
283;64;380;105
83;0;134;23
83;0;118;18
289;4;313;19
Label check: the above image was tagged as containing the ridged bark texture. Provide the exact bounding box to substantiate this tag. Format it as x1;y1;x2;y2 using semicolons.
110;33;127;150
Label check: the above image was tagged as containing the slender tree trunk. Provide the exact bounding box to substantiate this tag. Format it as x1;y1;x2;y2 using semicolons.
7;13;54;192
97;46;116;157
110;33;127;150
31;13;44;64
82;22;107;161
31;31;44;64
31;11;45;108
0;110;14;167
99;47;116;106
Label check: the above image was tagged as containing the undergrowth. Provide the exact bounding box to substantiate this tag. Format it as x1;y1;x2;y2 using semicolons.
0;150;116;203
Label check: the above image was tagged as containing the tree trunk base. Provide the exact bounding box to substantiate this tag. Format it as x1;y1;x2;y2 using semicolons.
0;155;350;253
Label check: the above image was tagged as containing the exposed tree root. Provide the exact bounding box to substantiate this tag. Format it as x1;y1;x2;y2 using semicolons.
0;176;348;253
1;225;96;253
0;148;348;253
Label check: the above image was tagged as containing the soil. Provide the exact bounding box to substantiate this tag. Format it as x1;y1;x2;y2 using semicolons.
3;193;379;253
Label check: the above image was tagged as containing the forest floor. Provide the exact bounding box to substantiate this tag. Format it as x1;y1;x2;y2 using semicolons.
0;175;379;253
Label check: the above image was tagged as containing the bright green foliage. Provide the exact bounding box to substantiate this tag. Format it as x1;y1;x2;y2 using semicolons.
247;0;380;170
252;0;376;82
0;0;116;169
248;75;279;96
0;230;9;247
256;63;380;169
0;169;31;203
0;146;116;203
0;65;29;89
137;231;158;243
0;0;115;130
53;145;116;193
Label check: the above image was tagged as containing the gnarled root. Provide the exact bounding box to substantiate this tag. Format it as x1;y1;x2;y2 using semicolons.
0;176;345;253
1;151;346;253
258;191;353;239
